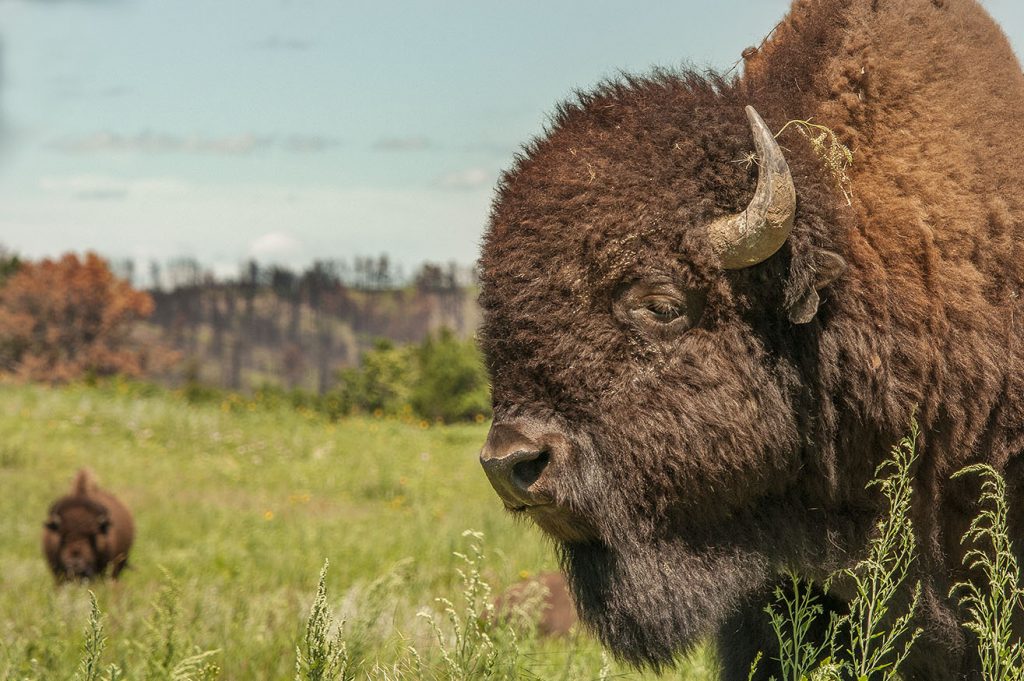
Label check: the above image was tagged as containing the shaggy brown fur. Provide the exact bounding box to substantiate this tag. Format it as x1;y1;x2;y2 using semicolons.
42;469;134;582
492;571;578;637
477;1;1024;679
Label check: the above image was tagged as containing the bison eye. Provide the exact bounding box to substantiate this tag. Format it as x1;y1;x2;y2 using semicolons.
641;296;684;323
615;281;705;334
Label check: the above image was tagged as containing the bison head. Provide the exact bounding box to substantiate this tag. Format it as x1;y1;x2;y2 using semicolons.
43;498;113;580
478;76;845;666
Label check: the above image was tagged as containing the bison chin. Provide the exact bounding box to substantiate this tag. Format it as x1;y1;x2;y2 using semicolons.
560;538;770;669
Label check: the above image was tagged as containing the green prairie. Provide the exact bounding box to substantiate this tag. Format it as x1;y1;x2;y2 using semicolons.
0;383;712;680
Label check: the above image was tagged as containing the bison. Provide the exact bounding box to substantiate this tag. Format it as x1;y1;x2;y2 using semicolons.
476;0;1024;679
43;469;134;582
492;571;578;638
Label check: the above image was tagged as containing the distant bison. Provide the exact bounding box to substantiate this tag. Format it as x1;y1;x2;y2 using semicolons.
493;571;577;637
43;469;134;581
477;0;1024;679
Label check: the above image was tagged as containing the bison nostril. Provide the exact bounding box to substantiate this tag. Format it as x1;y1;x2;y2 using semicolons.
480;422;562;506
512;450;550;490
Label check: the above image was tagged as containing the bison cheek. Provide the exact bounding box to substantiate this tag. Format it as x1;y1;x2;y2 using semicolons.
525;505;600;543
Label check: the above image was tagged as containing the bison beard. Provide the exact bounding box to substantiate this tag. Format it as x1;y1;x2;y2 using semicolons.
562;541;769;668
478;0;1024;678
546;418;833;671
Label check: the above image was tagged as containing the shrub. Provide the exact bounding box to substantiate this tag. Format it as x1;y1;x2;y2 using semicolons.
69;533;537;681
333;330;491;423
762;419;1024;681
334;339;414;417
0;252;155;382
0;247;21;285
69;578;220;681
410;329;490;423
74;592;107;681
414;530;523;680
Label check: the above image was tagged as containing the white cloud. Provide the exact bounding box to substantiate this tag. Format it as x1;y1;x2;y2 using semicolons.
284;135;342;152
0;183;493;268
248;231;302;261
435;167;494;191
372;136;431;152
48;132;340;156
50;131;273;155
251;36;313;52
38;174;189;201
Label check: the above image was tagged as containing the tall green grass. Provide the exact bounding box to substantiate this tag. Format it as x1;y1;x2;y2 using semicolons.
950;465;1024;681
762;420;922;681
0;383;682;680
6;385;1024;680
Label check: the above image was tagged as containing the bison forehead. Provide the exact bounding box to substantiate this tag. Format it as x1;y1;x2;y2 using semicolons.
481;75;764;316
488;76;753;241
49;498;109;534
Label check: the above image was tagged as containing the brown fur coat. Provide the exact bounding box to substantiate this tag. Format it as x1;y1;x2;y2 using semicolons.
478;1;1024;679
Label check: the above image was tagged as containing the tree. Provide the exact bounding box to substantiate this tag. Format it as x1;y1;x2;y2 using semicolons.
410;328;490;422
0;252;155;381
334;339;413;414
0;247;22;285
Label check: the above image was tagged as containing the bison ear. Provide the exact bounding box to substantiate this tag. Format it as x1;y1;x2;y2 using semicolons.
44;515;60;532
785;249;846;324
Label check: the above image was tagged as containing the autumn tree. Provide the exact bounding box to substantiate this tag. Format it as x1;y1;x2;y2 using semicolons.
0;252;156;382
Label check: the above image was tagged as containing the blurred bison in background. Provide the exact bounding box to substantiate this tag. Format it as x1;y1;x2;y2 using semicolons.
43;469;134;581
478;0;1024;679
493;571;577;638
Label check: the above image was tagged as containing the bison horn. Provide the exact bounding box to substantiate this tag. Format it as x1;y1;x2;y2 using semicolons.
708;106;796;269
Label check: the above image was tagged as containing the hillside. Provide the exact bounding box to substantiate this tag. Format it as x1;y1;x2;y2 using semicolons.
142;267;480;393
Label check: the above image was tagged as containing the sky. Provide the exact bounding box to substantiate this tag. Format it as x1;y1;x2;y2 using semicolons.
1;0;1023;279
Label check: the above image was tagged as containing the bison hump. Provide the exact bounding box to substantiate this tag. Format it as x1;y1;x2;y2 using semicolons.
72;468;100;497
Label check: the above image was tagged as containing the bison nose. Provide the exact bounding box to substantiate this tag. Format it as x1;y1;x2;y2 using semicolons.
480;422;553;508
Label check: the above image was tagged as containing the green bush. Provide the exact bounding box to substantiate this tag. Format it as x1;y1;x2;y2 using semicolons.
333;330;490;423
69;579;220;681
0;248;22;286
410;329;490;423
334;339;414;417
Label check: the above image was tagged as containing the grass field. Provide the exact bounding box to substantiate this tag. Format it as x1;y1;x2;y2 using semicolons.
0;383;713;680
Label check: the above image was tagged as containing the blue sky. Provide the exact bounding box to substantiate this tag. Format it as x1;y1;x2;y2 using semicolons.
1;0;1023;277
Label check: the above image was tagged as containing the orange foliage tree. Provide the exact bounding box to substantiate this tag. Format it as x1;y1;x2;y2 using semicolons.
0;252;155;382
